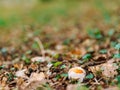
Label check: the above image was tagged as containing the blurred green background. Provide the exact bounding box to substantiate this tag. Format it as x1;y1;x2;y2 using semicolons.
0;0;119;26
0;0;120;46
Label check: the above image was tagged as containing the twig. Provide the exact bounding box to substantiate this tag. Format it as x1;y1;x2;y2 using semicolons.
94;78;100;84
89;78;101;89
81;60;106;68
34;37;45;57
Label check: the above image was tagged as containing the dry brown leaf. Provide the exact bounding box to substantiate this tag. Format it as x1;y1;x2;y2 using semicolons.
89;60;118;78
103;86;119;90
0;85;10;90
15;69;28;79
101;62;118;78
1;77;7;87
31;56;45;62
13;63;23;70
55;44;67;50
31;56;51;62
70;49;81;55
19;72;46;90
29;63;38;71
29;72;45;82
16;77;25;86
66;84;82;90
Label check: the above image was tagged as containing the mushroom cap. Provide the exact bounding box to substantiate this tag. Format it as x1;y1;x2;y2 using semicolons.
68;67;86;82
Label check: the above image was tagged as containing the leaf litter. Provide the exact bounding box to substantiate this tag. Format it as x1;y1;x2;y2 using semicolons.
0;29;120;90
0;2;120;90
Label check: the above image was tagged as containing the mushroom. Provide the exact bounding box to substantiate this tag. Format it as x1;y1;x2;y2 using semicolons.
68;67;86;82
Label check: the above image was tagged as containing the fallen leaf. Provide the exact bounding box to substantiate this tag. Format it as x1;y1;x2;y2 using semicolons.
89;60;118;78
67;84;87;90
31;56;45;62
15;69;28;79
19;72;46;90
103;86;119;90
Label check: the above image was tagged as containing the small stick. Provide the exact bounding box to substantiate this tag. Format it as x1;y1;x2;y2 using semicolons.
94;78;100;84
34;37;45;57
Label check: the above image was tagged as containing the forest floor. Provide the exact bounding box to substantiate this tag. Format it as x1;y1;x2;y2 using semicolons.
0;0;120;90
